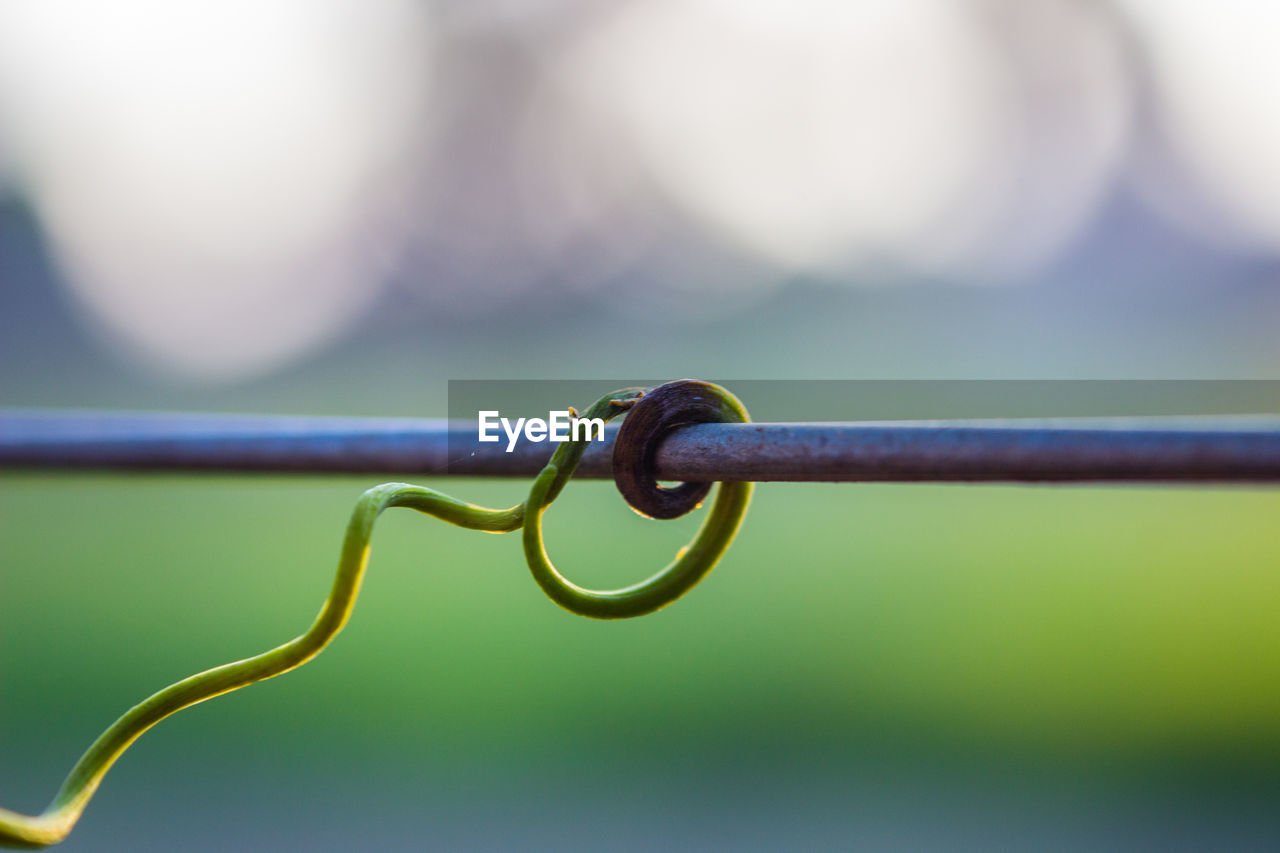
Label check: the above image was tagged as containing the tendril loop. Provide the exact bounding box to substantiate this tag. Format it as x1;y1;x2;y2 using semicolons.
612;379;748;519
524;380;752;618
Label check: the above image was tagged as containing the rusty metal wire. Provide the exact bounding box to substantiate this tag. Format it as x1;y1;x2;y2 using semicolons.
3;409;1280;483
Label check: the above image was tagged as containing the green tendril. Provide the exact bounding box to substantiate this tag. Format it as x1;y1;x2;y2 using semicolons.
0;383;752;848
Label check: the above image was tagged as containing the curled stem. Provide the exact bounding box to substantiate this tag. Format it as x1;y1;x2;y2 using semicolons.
0;383;752;848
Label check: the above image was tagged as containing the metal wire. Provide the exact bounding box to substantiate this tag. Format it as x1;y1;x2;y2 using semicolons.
3;408;1280;483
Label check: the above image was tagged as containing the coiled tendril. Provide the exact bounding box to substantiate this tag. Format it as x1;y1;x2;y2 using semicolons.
0;381;752;848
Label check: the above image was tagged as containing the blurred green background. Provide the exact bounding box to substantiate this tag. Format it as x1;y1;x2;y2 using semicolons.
3;471;1279;849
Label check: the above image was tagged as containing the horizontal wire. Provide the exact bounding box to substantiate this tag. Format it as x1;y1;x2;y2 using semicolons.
3;409;1280;483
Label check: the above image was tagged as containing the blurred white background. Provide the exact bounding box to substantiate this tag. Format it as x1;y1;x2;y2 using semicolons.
0;0;1277;393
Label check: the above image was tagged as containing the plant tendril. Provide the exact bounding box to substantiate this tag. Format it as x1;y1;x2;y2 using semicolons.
0;382;752;848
